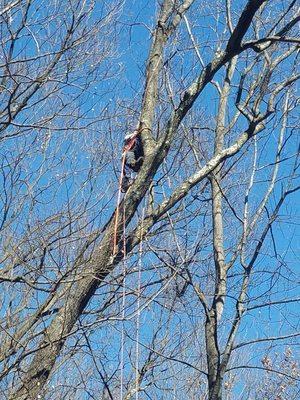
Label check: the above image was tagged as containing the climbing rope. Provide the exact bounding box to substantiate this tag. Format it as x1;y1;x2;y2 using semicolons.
113;152;126;256
120;198;127;400
135;203;145;399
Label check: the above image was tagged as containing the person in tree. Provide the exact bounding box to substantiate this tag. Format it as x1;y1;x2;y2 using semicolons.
121;129;144;192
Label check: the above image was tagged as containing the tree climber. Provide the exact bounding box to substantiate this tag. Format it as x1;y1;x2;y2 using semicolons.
121;129;144;192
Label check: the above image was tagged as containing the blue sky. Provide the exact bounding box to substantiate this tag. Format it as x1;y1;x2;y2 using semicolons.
0;0;299;398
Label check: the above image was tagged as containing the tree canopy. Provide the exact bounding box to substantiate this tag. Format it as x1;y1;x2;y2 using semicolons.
0;1;299;399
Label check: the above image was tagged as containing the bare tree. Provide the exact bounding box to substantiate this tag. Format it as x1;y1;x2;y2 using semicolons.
0;1;299;399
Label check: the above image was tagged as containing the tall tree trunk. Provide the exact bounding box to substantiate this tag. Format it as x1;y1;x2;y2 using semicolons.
205;310;222;400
